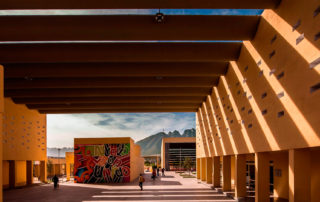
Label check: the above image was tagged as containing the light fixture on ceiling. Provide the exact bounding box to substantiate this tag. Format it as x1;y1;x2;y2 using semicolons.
24;76;33;81
155;9;165;23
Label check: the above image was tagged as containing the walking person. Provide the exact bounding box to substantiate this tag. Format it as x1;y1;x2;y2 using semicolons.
139;174;145;191
52;174;59;189
161;168;165;176
157;167;160;176
152;167;156;180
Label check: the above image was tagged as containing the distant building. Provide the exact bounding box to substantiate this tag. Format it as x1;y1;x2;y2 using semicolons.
65;152;74;181
47;156;66;177
143;154;160;168
74;137;144;183
161;137;196;171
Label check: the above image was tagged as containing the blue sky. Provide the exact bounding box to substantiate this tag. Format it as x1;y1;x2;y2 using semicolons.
0;9;263;15
47;112;195;147
25;8;263;147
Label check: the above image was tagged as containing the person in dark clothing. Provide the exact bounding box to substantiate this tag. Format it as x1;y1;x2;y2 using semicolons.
52;175;59;189
139;174;145;191
157;167;160;176
162;168;165;176
152;168;156;180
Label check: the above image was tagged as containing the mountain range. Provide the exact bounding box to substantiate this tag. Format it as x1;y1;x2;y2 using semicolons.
47;128;195;157
136;128;196;156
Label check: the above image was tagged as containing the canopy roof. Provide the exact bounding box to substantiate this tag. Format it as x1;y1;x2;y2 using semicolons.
0;1;276;113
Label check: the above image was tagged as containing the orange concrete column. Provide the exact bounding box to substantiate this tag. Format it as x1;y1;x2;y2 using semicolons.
200;158;206;181
26;161;33;185
235;154;247;199
255;152;270;202
66;162;71;181
0;65;3;201
14;160;27;187
9;160;15;188
206;157;212;184
273;152;289;200
289;149;311;202
222;155;231;191
40;160;47;183
212;156;220;187
196;158;201;179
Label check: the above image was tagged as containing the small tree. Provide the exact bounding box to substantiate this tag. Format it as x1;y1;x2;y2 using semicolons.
144;160;150;166
183;157;194;175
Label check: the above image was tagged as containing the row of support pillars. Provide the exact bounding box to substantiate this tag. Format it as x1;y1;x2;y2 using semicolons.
197;149;312;202
7;160;47;189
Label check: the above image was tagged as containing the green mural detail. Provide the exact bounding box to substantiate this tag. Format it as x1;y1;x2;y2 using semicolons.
85;145;94;155
121;144;130;156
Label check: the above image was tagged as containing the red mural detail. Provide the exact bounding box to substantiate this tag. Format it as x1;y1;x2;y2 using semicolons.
74;144;130;183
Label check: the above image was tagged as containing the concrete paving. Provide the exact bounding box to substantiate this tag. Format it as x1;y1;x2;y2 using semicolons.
4;172;235;202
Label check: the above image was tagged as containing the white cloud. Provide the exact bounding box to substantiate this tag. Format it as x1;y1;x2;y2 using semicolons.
47;113;195;148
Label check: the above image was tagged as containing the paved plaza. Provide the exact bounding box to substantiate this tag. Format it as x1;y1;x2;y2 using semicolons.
4;172;235;202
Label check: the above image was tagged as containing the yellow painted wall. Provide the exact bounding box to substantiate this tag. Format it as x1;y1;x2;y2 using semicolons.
194;1;320;200
161;140;165;168
196;113;209;158
196;0;320;157
3;98;46;161
130;140;144;182
2;161;9;188
15;160;26;187
65;152;74;181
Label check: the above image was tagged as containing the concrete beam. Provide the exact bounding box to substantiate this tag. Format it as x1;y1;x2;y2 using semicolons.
5;77;219;89
0;15;259;41
39;108;198;114
12;96;206;104
26;103;201;110
0;42;242;63
5;87;211;98
3;62;227;78
0;0;280;9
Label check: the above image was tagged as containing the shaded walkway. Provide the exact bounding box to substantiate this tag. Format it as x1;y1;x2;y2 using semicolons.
4;172;235;202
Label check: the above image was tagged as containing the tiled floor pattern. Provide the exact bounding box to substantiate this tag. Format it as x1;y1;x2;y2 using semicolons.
4;172;235;202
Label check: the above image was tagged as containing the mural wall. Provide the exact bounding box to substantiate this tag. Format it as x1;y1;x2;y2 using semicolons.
74;143;130;183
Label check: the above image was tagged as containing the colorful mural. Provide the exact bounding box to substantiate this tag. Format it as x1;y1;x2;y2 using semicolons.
74;143;130;183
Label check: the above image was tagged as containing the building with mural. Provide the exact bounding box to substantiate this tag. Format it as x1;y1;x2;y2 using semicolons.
74;137;144;183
